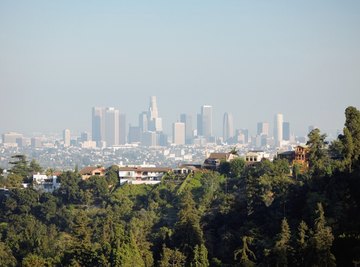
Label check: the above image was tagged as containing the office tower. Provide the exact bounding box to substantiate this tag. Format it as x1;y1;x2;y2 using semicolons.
105;107;120;147
197;113;202;136
2;132;23;145
283;122;290;141
92;107;106;146
201;105;213;139
223;112;234;142
240;129;249;144
173;122;185;145
274;113;283;146
180;113;193;144
63;129;71;147
139;111;148;133
148;96;163;132
80;132;90;142
257;122;270;136
142;131;158;147
128;126;141;143
31;137;42;148
119;113;127;145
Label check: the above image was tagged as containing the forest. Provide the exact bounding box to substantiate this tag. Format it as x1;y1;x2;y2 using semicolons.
0;106;360;267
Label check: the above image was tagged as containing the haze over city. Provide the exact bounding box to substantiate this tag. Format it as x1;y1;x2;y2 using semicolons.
1;1;360;137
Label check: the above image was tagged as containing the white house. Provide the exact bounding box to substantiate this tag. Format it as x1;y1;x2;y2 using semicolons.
33;173;60;193
245;150;270;163
119;166;171;185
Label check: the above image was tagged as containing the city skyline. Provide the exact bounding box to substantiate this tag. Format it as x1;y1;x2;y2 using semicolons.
1;1;360;137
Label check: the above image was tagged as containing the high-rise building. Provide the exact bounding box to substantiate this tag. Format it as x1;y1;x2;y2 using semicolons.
139;111;148;133
274;113;283;146
201;105;213;139
180;114;193;144
223;112;234;142
283;122;290;141
2;132;23;145
197;113;202;136
257;122;269;136
148;96;162;132
80;132;90;142
105;107;120;147
63;129;71;147
173;122;185;145
92;107;106;146
119;113;127;145
128;126;141;143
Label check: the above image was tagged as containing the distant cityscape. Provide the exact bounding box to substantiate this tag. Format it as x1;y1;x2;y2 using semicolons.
1;96;331;170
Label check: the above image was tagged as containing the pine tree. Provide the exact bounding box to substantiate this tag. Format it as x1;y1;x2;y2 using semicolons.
312;203;336;267
191;244;209;267
273;218;291;267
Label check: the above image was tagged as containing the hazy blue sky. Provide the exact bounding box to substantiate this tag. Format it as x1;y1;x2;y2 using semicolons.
1;1;359;137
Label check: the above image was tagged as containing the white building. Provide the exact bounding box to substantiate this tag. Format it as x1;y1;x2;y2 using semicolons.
63;129;71;147
245;150;270;163
119;166;171;185
173;122;185;145
32;173;60;193
274;113;283;147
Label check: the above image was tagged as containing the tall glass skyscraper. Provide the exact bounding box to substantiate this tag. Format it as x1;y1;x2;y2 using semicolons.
223;112;234;142
274;113;283;147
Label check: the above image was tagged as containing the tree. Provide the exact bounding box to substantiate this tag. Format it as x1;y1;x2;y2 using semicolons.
29;159;43;174
0;241;17;267
312;203;336;267
306;129;332;176
9;154;29;178
230;158;246;178
295;221;310;266
22;254;47;267
191;244;209;267
159;246;186;267
234;236;256;267
273;218;291;267
344;106;360;163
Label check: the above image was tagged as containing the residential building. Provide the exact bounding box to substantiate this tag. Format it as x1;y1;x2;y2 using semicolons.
203;152;238;170
119;166;171;185
79;166;106;180
245;150;270;163
278;145;309;172
33;174;60;193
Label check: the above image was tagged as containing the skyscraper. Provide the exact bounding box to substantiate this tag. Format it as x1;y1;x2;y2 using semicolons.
257;122;269;136
180;113;193;144
173;122;185;145
283;122;290;141
139;111;148;133
201;105;213;139
274;113;283;146
105;107;120;147
63;129;71;147
119;113;127;145
223;112;234;142
92;107;106;146
148;96;162;132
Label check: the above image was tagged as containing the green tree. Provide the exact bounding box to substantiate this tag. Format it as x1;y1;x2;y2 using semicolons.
0;241;17;267
29;159;43;174
234;236;256;267
159;246;186;267
230;157;246;178
295;221;310;267
306;129;332;176
273;218;292;267
22;254;47;267
312;203;336;267
344;106;360;163
9;154;29;178
191;244;209;267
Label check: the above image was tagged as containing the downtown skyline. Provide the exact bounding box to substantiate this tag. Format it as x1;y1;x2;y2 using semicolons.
1;1;360;137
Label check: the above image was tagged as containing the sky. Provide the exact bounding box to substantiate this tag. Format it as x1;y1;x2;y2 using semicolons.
1;1;360;138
